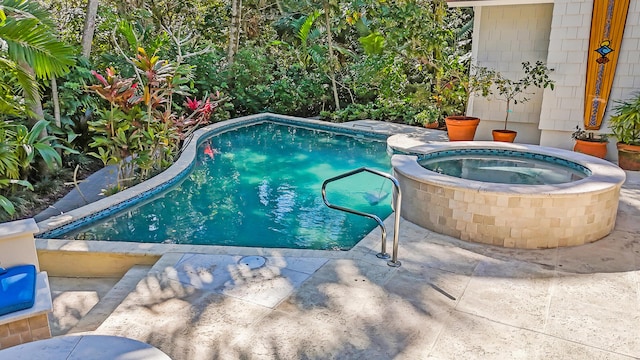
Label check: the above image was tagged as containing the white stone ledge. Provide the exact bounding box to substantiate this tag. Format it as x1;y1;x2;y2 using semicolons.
0;219;38;240
0;219;40;271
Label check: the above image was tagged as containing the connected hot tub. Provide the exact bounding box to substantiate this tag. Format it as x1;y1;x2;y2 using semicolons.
389;136;626;248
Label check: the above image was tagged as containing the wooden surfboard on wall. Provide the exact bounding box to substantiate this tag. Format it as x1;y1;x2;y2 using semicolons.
584;0;630;130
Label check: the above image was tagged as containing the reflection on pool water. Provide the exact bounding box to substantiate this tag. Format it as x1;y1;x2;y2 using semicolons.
419;153;589;185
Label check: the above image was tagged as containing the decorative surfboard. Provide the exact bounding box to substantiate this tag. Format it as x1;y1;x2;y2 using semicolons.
584;0;630;130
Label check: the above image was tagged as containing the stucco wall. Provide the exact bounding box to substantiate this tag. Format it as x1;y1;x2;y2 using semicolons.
0;219;40;271
469;4;553;143
539;0;640;156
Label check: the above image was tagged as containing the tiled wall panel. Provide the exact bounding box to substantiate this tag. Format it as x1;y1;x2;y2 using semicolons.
0;314;51;349
396;172;621;249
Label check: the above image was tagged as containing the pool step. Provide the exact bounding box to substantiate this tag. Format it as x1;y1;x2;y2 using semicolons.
68;265;152;334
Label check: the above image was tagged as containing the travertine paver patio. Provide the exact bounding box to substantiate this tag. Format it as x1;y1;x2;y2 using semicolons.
51;172;639;359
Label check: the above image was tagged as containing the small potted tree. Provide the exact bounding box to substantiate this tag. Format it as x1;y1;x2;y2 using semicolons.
488;61;555;142
441;65;495;141
609;92;640;170
572;126;609;159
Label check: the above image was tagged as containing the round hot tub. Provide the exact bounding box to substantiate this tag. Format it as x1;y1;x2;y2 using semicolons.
389;137;626;248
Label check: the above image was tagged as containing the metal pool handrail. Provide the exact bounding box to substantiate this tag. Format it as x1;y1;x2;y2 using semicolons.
321;168;402;267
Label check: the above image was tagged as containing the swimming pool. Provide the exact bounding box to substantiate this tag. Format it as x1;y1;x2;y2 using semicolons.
42;118;393;250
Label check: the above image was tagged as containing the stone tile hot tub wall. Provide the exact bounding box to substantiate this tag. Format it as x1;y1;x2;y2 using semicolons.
389;140;627;249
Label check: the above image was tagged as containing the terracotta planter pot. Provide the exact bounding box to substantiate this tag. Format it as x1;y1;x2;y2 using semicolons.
445;116;480;141
492;129;517;143
617;142;640;170
573;139;608;159
423;122;439;129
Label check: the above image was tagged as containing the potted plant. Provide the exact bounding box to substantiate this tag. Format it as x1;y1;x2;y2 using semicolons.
415;106;441;129
571;126;609;159
441;65;495;141
488;61;555;142
609;92;640;170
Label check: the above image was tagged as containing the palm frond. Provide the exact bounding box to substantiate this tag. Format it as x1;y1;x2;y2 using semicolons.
1;18;75;79
456;17;474;42
0;144;20;180
297;10;321;46
0;56;40;102
0;0;57;29
1;0;75;79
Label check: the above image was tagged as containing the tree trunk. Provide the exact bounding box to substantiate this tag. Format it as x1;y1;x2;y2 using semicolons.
227;0;242;64
323;1;340;111
51;77;61;128
51;77;63;157
81;0;100;58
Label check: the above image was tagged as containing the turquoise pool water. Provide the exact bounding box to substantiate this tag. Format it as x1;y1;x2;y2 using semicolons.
61;122;392;250
419;150;588;185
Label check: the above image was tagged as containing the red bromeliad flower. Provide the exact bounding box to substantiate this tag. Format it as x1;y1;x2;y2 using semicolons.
202;98;213;115
202;97;218;117
185;97;201;111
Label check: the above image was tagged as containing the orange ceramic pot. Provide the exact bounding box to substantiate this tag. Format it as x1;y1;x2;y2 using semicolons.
492;130;517;143
423;122;439;129
573;139;608;159
445;116;480;141
617;142;640;170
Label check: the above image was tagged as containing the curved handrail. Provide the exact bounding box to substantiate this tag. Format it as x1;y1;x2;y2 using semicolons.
321;167;401;267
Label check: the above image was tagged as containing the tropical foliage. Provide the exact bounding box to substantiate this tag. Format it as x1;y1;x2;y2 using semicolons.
87;48;223;189
0;119;72;218
609;92;640;145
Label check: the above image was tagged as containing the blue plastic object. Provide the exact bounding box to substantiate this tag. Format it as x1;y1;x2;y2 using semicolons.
0;264;37;316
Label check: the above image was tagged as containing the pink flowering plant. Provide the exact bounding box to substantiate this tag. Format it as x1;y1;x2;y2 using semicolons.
87;48;224;190
178;93;222;139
